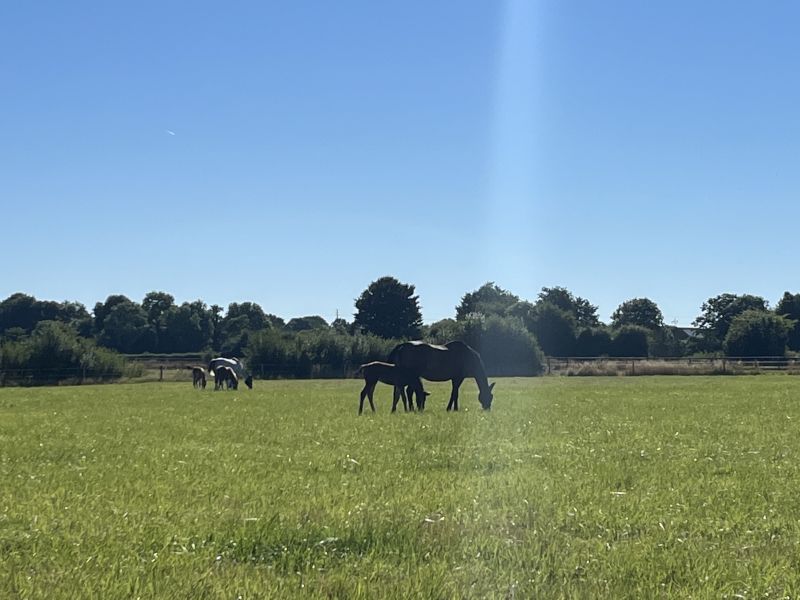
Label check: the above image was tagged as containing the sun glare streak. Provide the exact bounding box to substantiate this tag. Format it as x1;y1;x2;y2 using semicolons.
483;0;544;284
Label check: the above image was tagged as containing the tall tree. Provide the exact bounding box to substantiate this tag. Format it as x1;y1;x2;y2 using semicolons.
775;292;800;351
98;300;156;353
0;293;40;333
693;293;768;344
455;282;518;321
354;276;422;339
210;304;224;349
161;302;212;352
93;295;132;335
611;298;664;330
529;303;576;357
225;302;269;331
142;291;175;351
537;286;600;327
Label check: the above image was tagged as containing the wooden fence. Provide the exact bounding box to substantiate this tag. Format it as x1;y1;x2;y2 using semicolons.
544;356;800;376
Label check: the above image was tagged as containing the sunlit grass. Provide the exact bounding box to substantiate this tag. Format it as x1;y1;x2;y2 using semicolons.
2;376;800;598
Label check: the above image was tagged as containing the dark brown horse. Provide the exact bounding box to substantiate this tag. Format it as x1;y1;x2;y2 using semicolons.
356;361;430;415
388;341;494;411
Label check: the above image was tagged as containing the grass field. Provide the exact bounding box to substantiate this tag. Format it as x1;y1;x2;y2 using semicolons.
2;376;800;599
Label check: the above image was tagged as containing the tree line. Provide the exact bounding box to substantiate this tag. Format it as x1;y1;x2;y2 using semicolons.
2;278;800;382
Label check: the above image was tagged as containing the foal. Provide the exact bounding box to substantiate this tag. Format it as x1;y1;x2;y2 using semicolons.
357;361;429;415
214;366;238;390
186;366;207;389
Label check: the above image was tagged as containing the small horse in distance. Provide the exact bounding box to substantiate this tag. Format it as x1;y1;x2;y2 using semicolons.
357;361;430;415
186;366;207;389
214;366;238;390
388;341;495;411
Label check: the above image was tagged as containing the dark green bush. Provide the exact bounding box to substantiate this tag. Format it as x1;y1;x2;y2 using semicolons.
723;310;792;357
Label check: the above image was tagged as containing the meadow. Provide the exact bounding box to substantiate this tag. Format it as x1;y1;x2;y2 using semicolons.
2;376;800;599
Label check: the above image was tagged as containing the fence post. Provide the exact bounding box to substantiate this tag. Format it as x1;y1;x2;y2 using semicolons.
631;359;635;376
160;366;164;381
722;358;726;374
547;357;551;375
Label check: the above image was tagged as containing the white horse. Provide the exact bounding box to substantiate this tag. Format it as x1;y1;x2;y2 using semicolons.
208;357;253;389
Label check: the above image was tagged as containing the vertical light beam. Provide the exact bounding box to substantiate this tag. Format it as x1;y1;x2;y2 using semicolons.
483;0;544;285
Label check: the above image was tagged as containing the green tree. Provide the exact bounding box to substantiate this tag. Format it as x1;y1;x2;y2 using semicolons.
225;302;269;331
723;310;792;357
575;327;612;356
98;300;156;353
331;317;351;334
142;291;175;349
459;314;544;376
0;293;42;333
161;302;213;352
210;304;224;349
218;302;273;355
93;295;133;335
0;294;91;335
693;293;768;348
505;300;536;331
648;326;685;357
427;318;462;344
286;315;329;332
353;276;422;339
455;282;519;321
775;292;800;351
2;321;125;383
611;298;664;330
538;286;600;328
610;325;650;357
529;303;576;357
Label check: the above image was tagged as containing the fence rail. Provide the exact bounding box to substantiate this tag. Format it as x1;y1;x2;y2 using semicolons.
545;356;800;376
3;356;800;386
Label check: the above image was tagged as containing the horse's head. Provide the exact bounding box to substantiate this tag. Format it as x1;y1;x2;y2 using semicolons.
415;390;431;412
244;375;254;389
479;382;495;410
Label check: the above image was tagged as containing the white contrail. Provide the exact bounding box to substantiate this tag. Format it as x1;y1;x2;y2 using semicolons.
166;129;176;136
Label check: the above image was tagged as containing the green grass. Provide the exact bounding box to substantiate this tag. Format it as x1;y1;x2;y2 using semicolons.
2;376;800;598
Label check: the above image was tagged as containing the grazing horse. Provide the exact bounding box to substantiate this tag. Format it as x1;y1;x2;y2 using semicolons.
214;366;238;390
186;366;207;389
356;361;430;415
388;341;495;411
208;357;253;389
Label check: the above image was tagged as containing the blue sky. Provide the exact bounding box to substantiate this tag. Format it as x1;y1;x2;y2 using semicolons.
2;1;799;326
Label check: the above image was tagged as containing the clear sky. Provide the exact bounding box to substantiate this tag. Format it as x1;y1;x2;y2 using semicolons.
3;1;799;326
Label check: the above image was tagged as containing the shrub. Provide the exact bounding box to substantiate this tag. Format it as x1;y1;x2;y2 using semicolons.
0;321;126;384
610;325;650;357
460;315;545;376
723;310;793;357
575;327;612;357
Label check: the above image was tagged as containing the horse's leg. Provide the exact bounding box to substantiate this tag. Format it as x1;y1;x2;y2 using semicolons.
406;385;419;412
359;383;369;414
447;378;463;411
360;380;378;413
392;385;402;413
402;386;411;412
